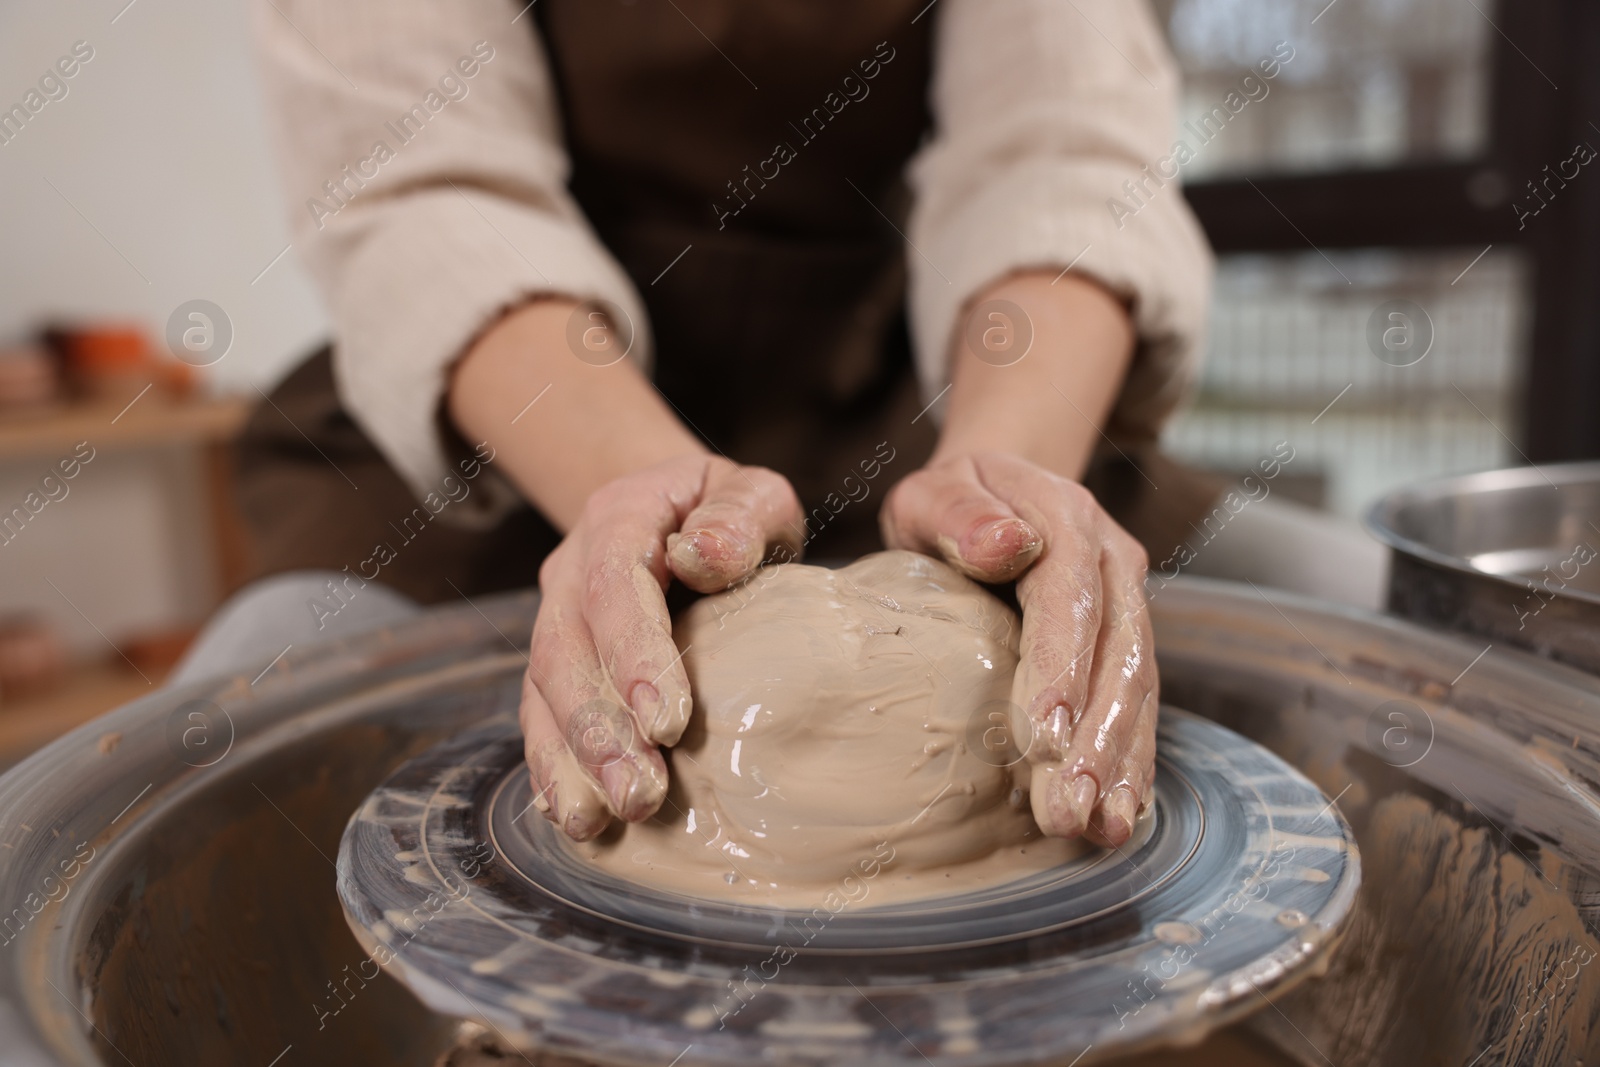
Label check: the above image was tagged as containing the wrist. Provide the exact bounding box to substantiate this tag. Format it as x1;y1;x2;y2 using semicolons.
932;271;1133;480
450;298;706;530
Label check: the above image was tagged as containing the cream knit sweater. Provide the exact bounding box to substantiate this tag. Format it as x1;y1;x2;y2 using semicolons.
251;0;1212;504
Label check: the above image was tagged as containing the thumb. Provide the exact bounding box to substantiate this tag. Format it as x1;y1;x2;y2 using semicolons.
882;458;1043;583
668;462;804;593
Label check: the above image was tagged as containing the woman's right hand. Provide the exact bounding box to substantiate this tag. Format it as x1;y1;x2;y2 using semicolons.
521;454;804;841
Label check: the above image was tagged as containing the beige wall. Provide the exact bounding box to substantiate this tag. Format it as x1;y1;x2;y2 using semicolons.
0;0;324;651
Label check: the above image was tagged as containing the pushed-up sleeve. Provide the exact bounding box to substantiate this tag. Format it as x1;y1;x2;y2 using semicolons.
907;0;1214;439
251;0;650;503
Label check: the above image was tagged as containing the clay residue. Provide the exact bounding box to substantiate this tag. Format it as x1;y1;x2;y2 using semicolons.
75;722;462;1065
1259;794;1600;1065
569;551;1084;906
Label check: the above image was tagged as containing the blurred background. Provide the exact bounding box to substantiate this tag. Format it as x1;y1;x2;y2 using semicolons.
0;0;1593;765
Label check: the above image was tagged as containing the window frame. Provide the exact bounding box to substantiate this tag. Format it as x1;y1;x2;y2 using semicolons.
1180;0;1600;461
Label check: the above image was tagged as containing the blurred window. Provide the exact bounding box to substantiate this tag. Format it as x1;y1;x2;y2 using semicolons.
1153;0;1492;177
1146;0;1588;513
1162;248;1528;515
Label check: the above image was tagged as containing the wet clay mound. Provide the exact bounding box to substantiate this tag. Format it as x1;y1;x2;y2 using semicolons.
573;550;1083;906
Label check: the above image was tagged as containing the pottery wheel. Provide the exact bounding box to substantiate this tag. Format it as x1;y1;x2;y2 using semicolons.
338;707;1359;1066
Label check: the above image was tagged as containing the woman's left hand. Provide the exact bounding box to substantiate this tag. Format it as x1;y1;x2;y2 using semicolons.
881;450;1157;848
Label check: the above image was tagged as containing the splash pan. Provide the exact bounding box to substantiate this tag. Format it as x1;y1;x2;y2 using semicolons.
338;708;1359;1066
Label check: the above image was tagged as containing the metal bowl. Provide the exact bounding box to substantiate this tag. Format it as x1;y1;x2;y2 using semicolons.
1;580;1598;1065
1366;460;1600;673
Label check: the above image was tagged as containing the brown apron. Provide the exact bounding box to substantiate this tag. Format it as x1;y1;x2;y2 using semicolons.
236;1;1222;603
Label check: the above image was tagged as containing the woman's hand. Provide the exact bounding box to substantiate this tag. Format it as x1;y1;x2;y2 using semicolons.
521;454;803;841
881;451;1157;848
448;301;804;841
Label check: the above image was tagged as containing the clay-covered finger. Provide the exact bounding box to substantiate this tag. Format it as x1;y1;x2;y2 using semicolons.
1043;534;1155;834
1028;758;1100;839
1085;688;1159;847
518;659;610;841
1004;485;1103;734
581;534;694;747
881;459;1043;582
668;462;804;593
529;591;669;824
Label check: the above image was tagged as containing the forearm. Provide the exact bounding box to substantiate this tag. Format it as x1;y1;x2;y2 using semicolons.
932;271;1136;480
448;299;706;531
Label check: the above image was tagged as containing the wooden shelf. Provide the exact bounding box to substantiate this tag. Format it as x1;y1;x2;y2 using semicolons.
0;393;251;462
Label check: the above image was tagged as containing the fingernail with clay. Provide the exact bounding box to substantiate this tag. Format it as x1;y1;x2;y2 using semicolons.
1039;703;1074;756
1102;785;1138;844
539;741;615;840
530;770;567;832
669;529;756;590
630;682;665;741
964;518;1043;579
600;758;666;822
533;774;580;837
1052;773;1099;838
638;681;692;747
563;809;601;842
